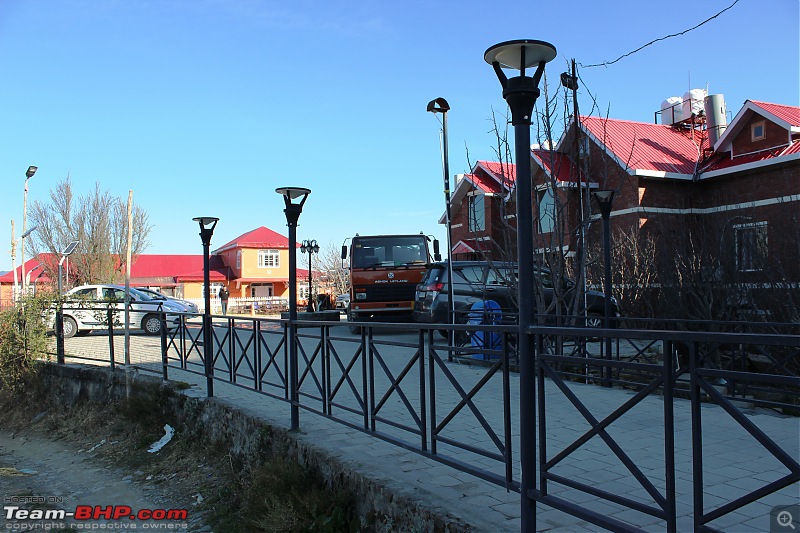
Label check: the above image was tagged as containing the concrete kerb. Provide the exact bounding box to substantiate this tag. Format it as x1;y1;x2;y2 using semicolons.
38;363;474;532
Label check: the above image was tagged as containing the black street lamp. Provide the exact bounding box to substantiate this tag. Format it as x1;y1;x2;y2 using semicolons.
485;38;556;532
193;216;219;397
427;97;456;333
55;240;79;364
300;239;320;312
592;189;615;387
276;186;311;432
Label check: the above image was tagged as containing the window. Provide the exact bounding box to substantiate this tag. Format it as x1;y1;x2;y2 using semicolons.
468;194;485;232
751;121;765;141
236;250;241;269
538;188;556;233
258;249;280;268
734;222;768;272
203;283;223;298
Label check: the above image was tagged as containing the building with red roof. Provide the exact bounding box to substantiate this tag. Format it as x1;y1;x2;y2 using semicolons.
446;96;798;318
0;226;316;309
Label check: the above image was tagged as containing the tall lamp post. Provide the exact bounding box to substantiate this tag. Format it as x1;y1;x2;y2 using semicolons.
592;190;615;387
427;97;456;332
56;240;80;364
21;165;37;297
193;217;219;397
276;186;311;432
485;39;556;532
300;239;319;312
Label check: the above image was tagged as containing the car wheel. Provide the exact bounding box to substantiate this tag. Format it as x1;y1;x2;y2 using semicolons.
142;314;162;335
586;313;604;328
585;312;604;341
63;316;78;339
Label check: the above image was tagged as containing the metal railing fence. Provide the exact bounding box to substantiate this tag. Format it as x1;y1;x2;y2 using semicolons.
50;314;799;532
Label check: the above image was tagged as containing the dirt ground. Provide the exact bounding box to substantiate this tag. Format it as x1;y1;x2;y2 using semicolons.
0;397;216;531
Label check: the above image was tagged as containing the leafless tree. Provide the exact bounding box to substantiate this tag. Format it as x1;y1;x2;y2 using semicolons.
28;176;152;287
315;241;349;297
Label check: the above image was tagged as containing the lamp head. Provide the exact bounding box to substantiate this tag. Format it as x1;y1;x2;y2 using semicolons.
193;217;219;231
592;190;615;204
26;166;37;179
275;187;311;203
484;39;557;72
426;97;450;114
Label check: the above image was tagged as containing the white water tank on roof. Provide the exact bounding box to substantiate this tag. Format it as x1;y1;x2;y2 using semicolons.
682;89;707;119
661;96;683;125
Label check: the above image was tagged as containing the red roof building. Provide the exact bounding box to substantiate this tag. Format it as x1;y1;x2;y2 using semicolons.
445;96;799;318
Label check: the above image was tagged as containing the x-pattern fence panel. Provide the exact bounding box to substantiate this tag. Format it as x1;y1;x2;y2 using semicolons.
53;315;799;532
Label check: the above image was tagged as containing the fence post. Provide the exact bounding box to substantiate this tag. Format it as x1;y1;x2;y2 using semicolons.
663;339;677;533
55;308;65;364
107;307;115;370
160;311;168;381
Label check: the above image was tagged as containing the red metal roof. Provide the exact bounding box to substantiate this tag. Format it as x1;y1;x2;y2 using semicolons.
214;226;290;253
750;101;800;127
581;115;709;176
531;150;579;183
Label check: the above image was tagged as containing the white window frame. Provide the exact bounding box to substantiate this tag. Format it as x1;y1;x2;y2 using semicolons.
751;121;766;142
468;193;485;232
538;187;556;234
258;249;280;268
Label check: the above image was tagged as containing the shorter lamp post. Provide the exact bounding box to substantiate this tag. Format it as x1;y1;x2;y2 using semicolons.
11;225;38;302
300;239;319;312
55;240;80;364
193;217;219;397
276;187;311;432
592;190;615;387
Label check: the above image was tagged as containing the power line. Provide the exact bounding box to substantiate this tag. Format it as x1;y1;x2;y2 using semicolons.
580;0;740;68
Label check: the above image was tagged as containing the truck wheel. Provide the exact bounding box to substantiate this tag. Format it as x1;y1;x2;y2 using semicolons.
142;314;162;335
63;316;78;339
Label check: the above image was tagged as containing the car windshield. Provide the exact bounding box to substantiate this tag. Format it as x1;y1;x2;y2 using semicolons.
128;287;154;301
138;288;166;300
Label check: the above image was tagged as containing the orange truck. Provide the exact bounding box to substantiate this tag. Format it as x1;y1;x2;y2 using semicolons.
342;233;440;331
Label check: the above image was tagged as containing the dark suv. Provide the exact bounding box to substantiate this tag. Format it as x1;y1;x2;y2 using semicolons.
413;261;619;334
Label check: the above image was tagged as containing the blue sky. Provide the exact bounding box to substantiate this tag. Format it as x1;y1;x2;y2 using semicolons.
2;0;798;271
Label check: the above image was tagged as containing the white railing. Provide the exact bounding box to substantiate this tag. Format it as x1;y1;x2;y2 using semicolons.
186;296;289;315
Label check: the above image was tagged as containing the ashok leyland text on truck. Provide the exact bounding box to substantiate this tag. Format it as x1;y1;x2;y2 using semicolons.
342;233;440;332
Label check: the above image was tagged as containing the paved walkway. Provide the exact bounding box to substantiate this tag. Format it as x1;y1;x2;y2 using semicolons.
65;324;800;532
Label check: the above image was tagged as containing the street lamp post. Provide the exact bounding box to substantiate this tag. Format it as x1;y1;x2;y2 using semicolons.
193;217;219;397
427;98;456;334
21;165;37;297
276;187;311;432
592;190;615;387
56;240;80;364
485;39;556;532
300;239;320;312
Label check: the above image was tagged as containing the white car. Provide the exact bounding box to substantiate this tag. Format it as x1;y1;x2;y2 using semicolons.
58;284;184;338
135;287;199;314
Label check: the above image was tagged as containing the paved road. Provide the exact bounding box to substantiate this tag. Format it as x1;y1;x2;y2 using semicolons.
60;320;800;532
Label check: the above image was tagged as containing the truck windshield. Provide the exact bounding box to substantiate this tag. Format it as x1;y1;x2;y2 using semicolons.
352;236;427;268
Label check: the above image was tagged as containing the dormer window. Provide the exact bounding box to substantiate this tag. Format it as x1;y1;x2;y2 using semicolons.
751;121;765;142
